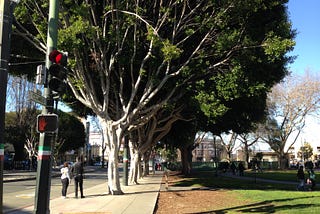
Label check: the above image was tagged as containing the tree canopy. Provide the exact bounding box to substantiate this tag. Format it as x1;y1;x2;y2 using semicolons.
11;0;295;194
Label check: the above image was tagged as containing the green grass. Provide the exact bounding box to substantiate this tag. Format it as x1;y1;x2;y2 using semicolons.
170;170;320;213
228;190;320;213
243;169;314;182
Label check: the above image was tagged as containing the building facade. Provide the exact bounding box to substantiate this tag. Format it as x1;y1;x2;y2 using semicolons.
192;138;226;162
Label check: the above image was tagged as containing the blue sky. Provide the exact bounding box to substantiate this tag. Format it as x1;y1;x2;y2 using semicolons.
287;0;320;75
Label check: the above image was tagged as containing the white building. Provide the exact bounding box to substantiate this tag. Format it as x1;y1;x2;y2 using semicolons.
88;132;105;162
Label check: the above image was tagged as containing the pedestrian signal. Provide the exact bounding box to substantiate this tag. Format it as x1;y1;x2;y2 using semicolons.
36;114;59;133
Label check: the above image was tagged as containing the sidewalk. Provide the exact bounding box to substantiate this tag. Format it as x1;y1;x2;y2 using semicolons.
6;171;164;214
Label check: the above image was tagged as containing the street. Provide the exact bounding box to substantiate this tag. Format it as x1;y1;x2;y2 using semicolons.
3;166;109;213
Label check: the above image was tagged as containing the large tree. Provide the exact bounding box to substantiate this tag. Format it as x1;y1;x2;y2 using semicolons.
237;132;260;167
260;72;320;169
13;0;294;194
5;75;39;160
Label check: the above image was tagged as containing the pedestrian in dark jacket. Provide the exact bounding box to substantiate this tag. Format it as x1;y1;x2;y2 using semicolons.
238;162;245;176
297;165;305;191
230;162;237;175
71;156;85;198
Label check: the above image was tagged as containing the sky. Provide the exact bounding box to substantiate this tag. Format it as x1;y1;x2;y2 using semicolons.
287;0;320;75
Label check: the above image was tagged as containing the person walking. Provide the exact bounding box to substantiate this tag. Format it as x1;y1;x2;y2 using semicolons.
71;156;85;198
230;162;237;175
60;162;71;199
238;162;245;176
297;165;305;191
307;169;316;191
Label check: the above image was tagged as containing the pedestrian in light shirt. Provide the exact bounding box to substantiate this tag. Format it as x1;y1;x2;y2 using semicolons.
60;162;71;198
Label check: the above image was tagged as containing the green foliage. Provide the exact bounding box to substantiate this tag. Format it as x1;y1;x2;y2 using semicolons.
297;142;313;161
11;0;295;136
57;110;86;153
161;39;182;62
5;110;39;160
4;126;27;160
59;18;96;50
264;33;296;61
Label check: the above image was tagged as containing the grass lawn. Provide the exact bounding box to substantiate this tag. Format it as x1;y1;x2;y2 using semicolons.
243;168;318;182
231;189;320;213
171;170;320;213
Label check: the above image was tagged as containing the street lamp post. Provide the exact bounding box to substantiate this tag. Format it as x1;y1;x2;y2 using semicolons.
0;0;20;210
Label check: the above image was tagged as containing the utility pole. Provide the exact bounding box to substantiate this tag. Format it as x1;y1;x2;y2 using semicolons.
34;0;58;213
0;0;19;211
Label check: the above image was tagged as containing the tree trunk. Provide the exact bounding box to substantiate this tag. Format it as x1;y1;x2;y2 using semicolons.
101;147;106;168
143;151;150;177
138;157;143;179
244;144;250;168
107;148;122;194
102;121;123;195
128;141;139;184
279;153;288;169
179;145;192;175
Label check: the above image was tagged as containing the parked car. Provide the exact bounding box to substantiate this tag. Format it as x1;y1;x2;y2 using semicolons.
4;154;13;170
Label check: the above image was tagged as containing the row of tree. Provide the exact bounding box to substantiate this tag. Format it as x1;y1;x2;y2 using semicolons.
9;0;296;195
202;71;320;169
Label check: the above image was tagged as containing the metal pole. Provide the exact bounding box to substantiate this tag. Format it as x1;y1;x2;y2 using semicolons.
0;0;18;211
34;0;58;213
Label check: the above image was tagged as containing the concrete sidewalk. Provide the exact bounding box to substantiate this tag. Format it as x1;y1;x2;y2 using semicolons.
7;171;164;214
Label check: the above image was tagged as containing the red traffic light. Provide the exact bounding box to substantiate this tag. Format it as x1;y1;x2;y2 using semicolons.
49;50;67;65
48;50;68;94
36;114;59;133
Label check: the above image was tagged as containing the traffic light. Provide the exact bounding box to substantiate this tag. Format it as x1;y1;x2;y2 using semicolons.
48;50;68;93
36;114;59;133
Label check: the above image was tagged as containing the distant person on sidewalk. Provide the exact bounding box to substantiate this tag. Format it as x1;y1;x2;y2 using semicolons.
60;162;71;199
297;165;305;191
71;156;85;198
230;162;237;175
238;162;245;176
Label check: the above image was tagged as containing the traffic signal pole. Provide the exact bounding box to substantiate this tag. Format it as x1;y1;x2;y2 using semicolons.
34;0;58;213
0;1;11;211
